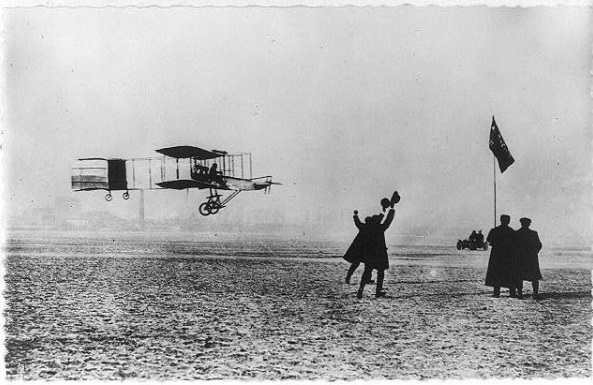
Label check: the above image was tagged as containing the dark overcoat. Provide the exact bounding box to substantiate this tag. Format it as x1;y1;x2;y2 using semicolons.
366;209;395;271
485;224;519;288
515;227;543;281
343;215;371;264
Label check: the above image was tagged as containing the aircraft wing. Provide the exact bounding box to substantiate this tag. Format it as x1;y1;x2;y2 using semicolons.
78;157;126;161
156;179;218;190
156;146;222;160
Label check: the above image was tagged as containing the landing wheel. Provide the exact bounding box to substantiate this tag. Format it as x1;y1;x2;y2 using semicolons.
105;193;113;202
456;240;462;250
122;192;130;200
199;202;211;216
208;203;220;215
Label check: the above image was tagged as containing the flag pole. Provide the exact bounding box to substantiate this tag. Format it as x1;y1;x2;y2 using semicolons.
490;115;514;229
493;155;497;228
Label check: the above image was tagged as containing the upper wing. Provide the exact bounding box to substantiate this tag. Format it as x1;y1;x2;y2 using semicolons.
156;146;225;160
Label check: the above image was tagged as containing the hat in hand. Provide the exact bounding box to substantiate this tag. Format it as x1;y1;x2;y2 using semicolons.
391;191;401;205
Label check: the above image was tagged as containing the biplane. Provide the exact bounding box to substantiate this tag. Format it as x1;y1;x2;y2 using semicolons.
71;145;279;216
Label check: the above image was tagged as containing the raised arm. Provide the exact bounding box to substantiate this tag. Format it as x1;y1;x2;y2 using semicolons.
380;208;395;231
353;211;364;229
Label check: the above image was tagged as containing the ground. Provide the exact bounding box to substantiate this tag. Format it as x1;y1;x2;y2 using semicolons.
3;232;591;380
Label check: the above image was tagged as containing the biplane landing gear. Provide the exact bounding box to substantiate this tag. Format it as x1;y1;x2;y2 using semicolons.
105;193;113;202
199;202;210;216
199;201;221;216
208;203;220;215
199;190;222;216
122;191;130;200
198;189;241;216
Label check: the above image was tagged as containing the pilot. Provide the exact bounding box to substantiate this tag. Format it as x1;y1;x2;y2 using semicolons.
209;163;219;180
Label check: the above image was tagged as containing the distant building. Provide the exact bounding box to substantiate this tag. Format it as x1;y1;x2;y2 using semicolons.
32;207;55;227
62;218;90;229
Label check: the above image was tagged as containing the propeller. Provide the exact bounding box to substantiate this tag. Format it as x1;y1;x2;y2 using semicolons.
252;176;282;194
264;179;282;194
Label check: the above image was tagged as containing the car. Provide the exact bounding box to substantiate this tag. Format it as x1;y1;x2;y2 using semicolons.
456;238;488;251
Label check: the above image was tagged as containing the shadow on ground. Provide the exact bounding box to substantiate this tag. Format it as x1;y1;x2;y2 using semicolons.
534;291;591;300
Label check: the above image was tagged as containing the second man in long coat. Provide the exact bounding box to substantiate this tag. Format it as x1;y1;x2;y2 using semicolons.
515;217;543;299
485;214;519;297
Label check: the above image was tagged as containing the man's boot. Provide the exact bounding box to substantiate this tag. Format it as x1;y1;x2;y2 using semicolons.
375;270;386;298
357;285;364;299
493;286;500;298
358;266;373;299
533;280;540;300
509;286;517;298
345;263;359;284
357;279;367;299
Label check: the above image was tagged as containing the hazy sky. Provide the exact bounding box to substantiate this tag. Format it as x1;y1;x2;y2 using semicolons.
3;6;592;243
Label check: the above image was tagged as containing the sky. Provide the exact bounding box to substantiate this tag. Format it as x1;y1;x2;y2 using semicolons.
3;5;592;244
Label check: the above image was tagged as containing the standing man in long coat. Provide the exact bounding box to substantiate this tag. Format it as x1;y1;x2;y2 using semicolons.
343;192;400;284
357;205;396;299
515;217;543;300
343;211;372;284
485;214;519;297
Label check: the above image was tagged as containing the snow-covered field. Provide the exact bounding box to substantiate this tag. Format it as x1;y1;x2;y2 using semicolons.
4;231;591;380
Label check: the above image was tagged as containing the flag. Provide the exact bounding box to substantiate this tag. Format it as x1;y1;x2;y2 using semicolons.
489;117;515;173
